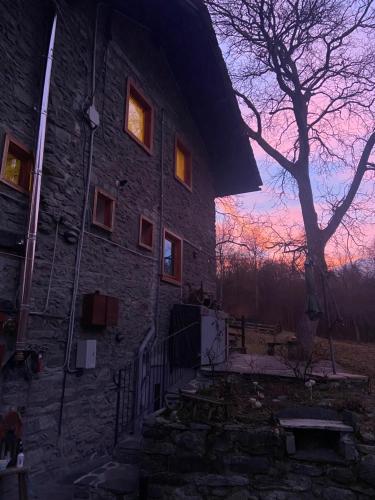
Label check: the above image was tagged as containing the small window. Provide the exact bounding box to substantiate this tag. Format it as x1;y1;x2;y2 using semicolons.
175;137;192;190
0;135;33;193
139;215;154;251
93;188;115;232
162;229;182;285
124;79;154;153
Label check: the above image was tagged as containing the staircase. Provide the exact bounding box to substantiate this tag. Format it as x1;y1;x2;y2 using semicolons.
72;370;214;499
73;436;143;500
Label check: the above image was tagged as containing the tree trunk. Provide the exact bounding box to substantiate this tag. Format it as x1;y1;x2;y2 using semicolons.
296;314;319;359
295;171;327;359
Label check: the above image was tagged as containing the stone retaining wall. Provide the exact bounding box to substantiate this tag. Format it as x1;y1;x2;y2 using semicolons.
141;415;375;500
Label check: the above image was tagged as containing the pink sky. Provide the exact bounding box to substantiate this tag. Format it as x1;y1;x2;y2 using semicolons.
232;142;375;265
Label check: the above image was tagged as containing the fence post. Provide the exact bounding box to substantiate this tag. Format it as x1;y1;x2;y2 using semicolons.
241;315;245;351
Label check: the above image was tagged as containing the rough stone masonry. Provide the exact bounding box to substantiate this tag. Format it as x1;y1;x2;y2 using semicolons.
141;413;375;500
0;0;218;496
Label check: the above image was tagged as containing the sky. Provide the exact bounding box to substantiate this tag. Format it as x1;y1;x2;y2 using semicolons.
233;148;375;264
212;4;375;264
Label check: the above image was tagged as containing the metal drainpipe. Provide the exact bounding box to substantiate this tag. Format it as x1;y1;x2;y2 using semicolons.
16;14;58;359
154;109;165;336
58;3;102;435
133;110;165;433
63;2;102;373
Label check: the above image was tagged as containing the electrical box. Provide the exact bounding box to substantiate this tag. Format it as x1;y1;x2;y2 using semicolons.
170;305;228;368
81;292;119;328
76;339;97;369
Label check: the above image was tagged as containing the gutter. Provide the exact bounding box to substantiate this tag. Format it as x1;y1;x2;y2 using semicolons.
132;108;166;433
16;14;58;358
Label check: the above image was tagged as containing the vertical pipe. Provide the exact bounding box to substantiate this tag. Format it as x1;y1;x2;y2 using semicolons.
241;315;245;351
126;365;131;431
16;14;58;357
161;337;166;405
154;110;165;334
63;2;103;371
58;5;102;435
147;352;152;414
114;369;121;447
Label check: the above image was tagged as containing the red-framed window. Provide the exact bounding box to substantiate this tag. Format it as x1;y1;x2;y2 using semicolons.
162;229;182;285
174;136;192;190
0;134;33;194
92;187;116;232
124;79;154;154
139;215;154;251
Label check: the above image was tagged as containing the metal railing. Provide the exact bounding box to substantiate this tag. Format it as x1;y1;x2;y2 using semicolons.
113;322;200;445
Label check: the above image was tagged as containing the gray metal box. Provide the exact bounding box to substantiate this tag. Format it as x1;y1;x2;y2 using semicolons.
76;339;97;369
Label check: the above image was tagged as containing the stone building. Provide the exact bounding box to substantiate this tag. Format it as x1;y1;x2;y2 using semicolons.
0;0;260;494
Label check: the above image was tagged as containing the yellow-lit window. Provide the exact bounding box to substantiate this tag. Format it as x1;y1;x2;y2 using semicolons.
175;138;192;190
0;135;33;193
128;94;146;143
125;80;153;153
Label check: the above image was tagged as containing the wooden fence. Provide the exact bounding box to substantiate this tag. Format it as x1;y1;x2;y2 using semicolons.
228;317;281;352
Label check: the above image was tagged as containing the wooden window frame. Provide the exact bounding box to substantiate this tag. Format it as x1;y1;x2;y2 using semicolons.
162;228;183;286
124;78;154;155
138;215;154;251
0;134;33;194
174;135;192;191
92;187;116;232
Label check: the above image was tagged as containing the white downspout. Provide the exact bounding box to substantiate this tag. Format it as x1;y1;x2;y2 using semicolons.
16;14;58;358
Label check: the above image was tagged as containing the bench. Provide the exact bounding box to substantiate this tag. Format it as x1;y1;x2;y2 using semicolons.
266;341;285;356
267;339;297;356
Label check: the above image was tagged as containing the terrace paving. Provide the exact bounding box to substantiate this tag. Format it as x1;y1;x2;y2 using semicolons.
203;351;368;381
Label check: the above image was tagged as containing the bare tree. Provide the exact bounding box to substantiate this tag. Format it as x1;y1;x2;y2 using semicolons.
207;0;375;353
216;198;267;311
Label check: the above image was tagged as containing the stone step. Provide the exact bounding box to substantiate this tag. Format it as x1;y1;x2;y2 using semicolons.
113;435;143;465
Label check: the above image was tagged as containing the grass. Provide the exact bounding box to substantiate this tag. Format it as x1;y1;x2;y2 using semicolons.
316;337;375;381
240;328;375;380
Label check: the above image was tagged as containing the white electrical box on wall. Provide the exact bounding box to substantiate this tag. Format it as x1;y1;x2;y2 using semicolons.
76;339;97;369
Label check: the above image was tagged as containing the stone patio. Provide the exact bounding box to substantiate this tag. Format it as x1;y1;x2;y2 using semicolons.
203;352;369;381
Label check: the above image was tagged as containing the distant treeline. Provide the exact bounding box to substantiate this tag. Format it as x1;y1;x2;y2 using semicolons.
218;255;375;343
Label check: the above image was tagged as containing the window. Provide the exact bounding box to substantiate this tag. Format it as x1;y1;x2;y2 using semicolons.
0;134;33;193
93;188;116;232
139;215;154;251
162;229;182;285
175;137;192;190
124;79;154;153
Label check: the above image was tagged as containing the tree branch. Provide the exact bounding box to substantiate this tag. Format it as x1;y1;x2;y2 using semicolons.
323;131;375;242
235;89;262;135
243;121;296;174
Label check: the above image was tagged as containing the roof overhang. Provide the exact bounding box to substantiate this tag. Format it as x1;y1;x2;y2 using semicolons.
109;0;262;196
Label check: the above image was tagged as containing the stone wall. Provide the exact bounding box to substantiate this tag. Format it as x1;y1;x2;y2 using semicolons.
0;0;216;495
141;415;375;499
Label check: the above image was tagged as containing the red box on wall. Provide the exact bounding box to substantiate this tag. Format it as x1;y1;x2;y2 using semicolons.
81;292;119;328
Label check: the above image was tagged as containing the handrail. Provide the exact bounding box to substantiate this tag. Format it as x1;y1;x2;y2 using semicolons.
114;320;201;443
